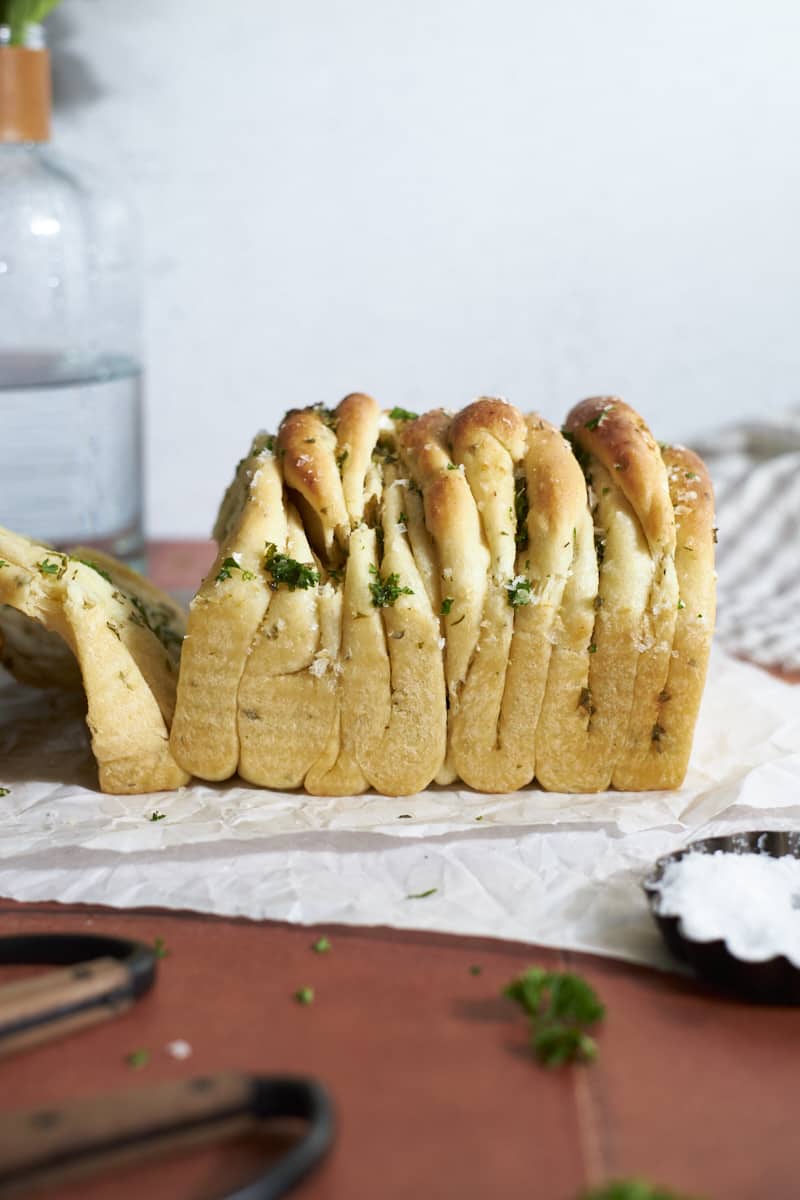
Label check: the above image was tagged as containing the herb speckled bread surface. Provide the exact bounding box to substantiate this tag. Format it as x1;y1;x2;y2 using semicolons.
169;394;715;797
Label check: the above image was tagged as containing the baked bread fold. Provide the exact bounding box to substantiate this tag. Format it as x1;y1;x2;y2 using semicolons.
170;435;286;781
0;527;188;793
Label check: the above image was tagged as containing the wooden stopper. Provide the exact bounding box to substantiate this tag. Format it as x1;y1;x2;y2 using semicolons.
0;48;51;143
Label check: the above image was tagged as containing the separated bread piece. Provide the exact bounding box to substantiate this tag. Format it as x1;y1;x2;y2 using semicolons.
399;410;489;783
340;466;447;795
236;504;340;789
0;526;188;793
641;445;715;787
565;398;679;790
170;436;286;781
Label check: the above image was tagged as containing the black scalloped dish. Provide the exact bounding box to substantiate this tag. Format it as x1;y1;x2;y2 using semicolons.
643;830;800;1005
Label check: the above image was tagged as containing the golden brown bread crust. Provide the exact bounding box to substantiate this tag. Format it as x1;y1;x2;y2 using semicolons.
277;407;348;563
336;392;382;527
566;397;676;556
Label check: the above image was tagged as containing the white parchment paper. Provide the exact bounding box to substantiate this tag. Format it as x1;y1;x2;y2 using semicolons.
1;647;799;972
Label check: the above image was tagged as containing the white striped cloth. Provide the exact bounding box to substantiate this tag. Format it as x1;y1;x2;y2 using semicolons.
693;409;800;672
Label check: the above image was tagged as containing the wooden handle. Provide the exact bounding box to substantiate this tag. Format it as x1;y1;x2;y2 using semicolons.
0;957;132;1058
0;1073;257;1197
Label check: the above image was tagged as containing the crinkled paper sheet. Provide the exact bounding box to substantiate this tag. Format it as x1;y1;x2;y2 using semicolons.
1;647;799;973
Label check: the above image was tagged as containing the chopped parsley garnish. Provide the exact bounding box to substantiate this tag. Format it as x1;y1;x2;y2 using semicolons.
0;559;9;569
398;512;407;525
389;406;418;421
588;642;598;654
294;986;315;1005
514;475;529;548
76;559;112;583
126;1048;150;1070
369;564;413;608
440;596;454;615
336;448;349;473
504;966;604;1068
677;599;686;610
584;405;613;431
36;556;65;579
684;471;697;480
264;543;319;591
505;576;532;608
153;937;169;959
469;965;482;976
446;462;459;470
150;810;166;822
0;787;9;798
406;887;437;899
580;1181;702;1200
312;937;331;954
216;556;255;583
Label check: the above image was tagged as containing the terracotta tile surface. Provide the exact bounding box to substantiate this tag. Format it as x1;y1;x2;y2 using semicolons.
1;902;800;1200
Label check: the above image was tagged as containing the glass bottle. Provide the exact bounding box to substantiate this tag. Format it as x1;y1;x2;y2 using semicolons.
0;21;144;565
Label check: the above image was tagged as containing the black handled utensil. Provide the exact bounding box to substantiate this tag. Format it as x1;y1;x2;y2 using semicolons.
0;933;157;1057
0;1071;334;1199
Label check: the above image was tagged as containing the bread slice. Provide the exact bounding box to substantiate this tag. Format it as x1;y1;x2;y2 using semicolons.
564;398;679;790
445;398;531;792
399;410;490;783
639;445;715;787
340;467;447;795
170;436;286;780
237;503;339;788
0;526;188;793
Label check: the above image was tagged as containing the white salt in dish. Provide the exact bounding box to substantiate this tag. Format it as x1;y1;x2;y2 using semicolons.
654;850;800;968
643;832;800;1003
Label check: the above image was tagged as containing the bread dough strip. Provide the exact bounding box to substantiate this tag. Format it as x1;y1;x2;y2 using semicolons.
399;410;490;784
565;398;679;790
170;437;286;781
636;445;715;788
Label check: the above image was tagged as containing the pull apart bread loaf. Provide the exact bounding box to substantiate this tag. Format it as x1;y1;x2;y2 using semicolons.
171;394;715;796
0;529;189;793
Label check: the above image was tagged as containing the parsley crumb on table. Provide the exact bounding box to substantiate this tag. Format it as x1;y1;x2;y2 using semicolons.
503;967;604;1068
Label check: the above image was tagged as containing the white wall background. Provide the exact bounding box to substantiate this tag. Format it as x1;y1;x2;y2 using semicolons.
50;0;800;537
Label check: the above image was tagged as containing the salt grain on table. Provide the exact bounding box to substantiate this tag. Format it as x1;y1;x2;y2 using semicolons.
654;852;800;967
